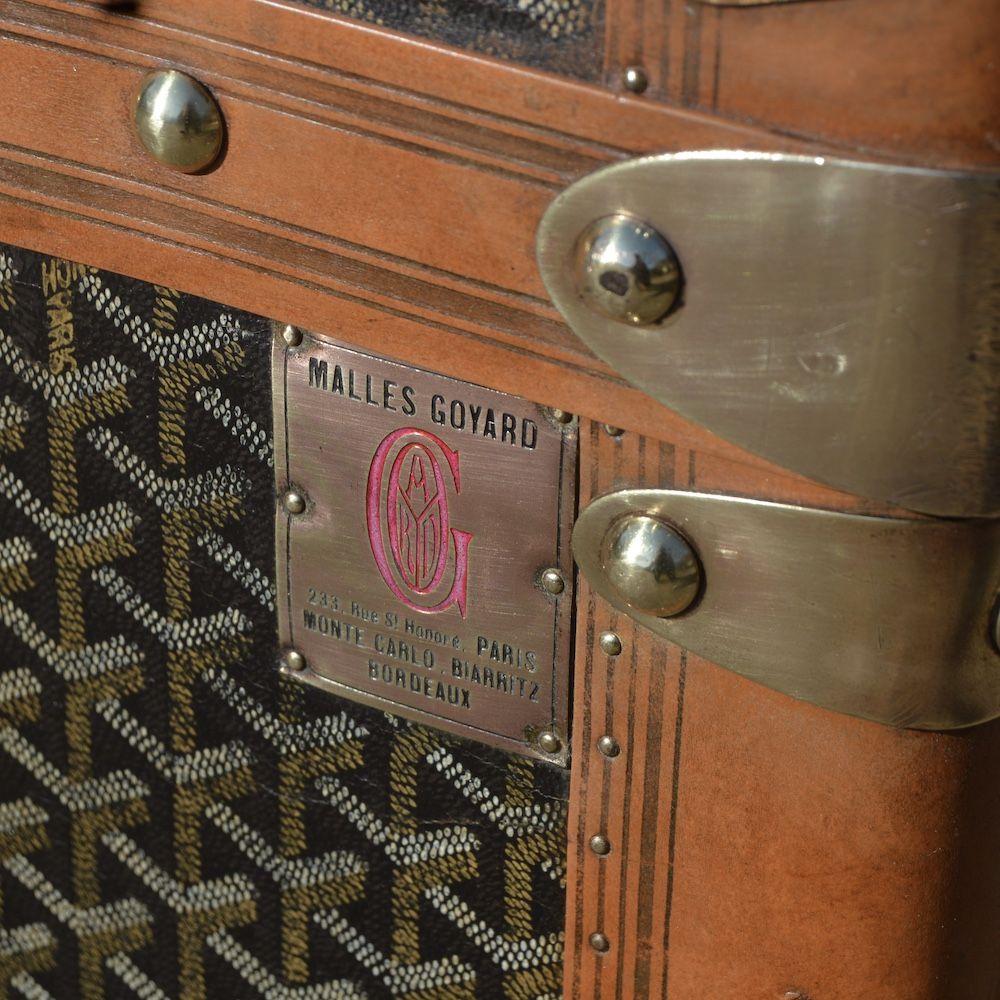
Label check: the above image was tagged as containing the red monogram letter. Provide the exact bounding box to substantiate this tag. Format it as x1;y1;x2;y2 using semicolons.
367;428;471;616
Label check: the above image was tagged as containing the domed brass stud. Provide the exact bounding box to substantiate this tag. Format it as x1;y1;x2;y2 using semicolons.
589;932;611;953
575;214;682;326
537;730;562;755
134;69;224;174
599;631;622;656
600;514;701;617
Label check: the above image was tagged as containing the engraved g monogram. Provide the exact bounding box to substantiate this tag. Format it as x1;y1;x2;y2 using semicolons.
366;428;471;616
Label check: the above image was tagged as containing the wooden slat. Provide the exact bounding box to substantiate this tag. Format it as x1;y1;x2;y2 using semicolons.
0;29;558;300
28;0;823;157
0;0;856;490
602;0;998;169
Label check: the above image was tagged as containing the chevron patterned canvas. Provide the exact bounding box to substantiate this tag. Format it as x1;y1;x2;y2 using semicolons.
0;242;569;999
290;0;601;79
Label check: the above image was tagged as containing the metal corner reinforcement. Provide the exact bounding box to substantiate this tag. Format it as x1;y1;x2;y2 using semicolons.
573;489;1000;731
537;151;1000;518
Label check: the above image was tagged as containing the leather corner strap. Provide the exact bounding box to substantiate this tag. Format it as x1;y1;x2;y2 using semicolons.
537;152;1000;730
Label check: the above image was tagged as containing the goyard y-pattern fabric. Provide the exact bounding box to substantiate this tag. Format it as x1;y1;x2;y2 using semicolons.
0;242;569;999
292;0;602;80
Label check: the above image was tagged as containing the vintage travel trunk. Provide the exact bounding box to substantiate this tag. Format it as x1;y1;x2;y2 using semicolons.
0;2;998;998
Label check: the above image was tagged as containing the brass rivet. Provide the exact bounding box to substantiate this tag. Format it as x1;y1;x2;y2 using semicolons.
537;730;562;755
133;69;224;174
589;931;611;953
576;214;682;326
597;735;620;758
603;424;624;438
622;65;649;94
284;491;306;515
601;514;701;617
992;600;1000;654
547;408;574;425
599;631;622;657
540;568;566;595
285;650;306;672
282;325;303;347
589;834;611;856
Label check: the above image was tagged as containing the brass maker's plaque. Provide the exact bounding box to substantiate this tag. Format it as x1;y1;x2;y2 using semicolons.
274;331;576;763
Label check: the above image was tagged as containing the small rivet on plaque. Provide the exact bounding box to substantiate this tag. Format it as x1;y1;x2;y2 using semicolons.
285;650;306;672
599;631;622;657
547;408;574;425
540;568;566;595
601;514;701;617
282;325;303;347
537;730;562;755
602;424;624;438
622;65;649;95
589;834;611;856
589;932;611;954
597;735;620;758
284;491;306;515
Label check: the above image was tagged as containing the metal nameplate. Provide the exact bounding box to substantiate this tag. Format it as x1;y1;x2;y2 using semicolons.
273;329;576;764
